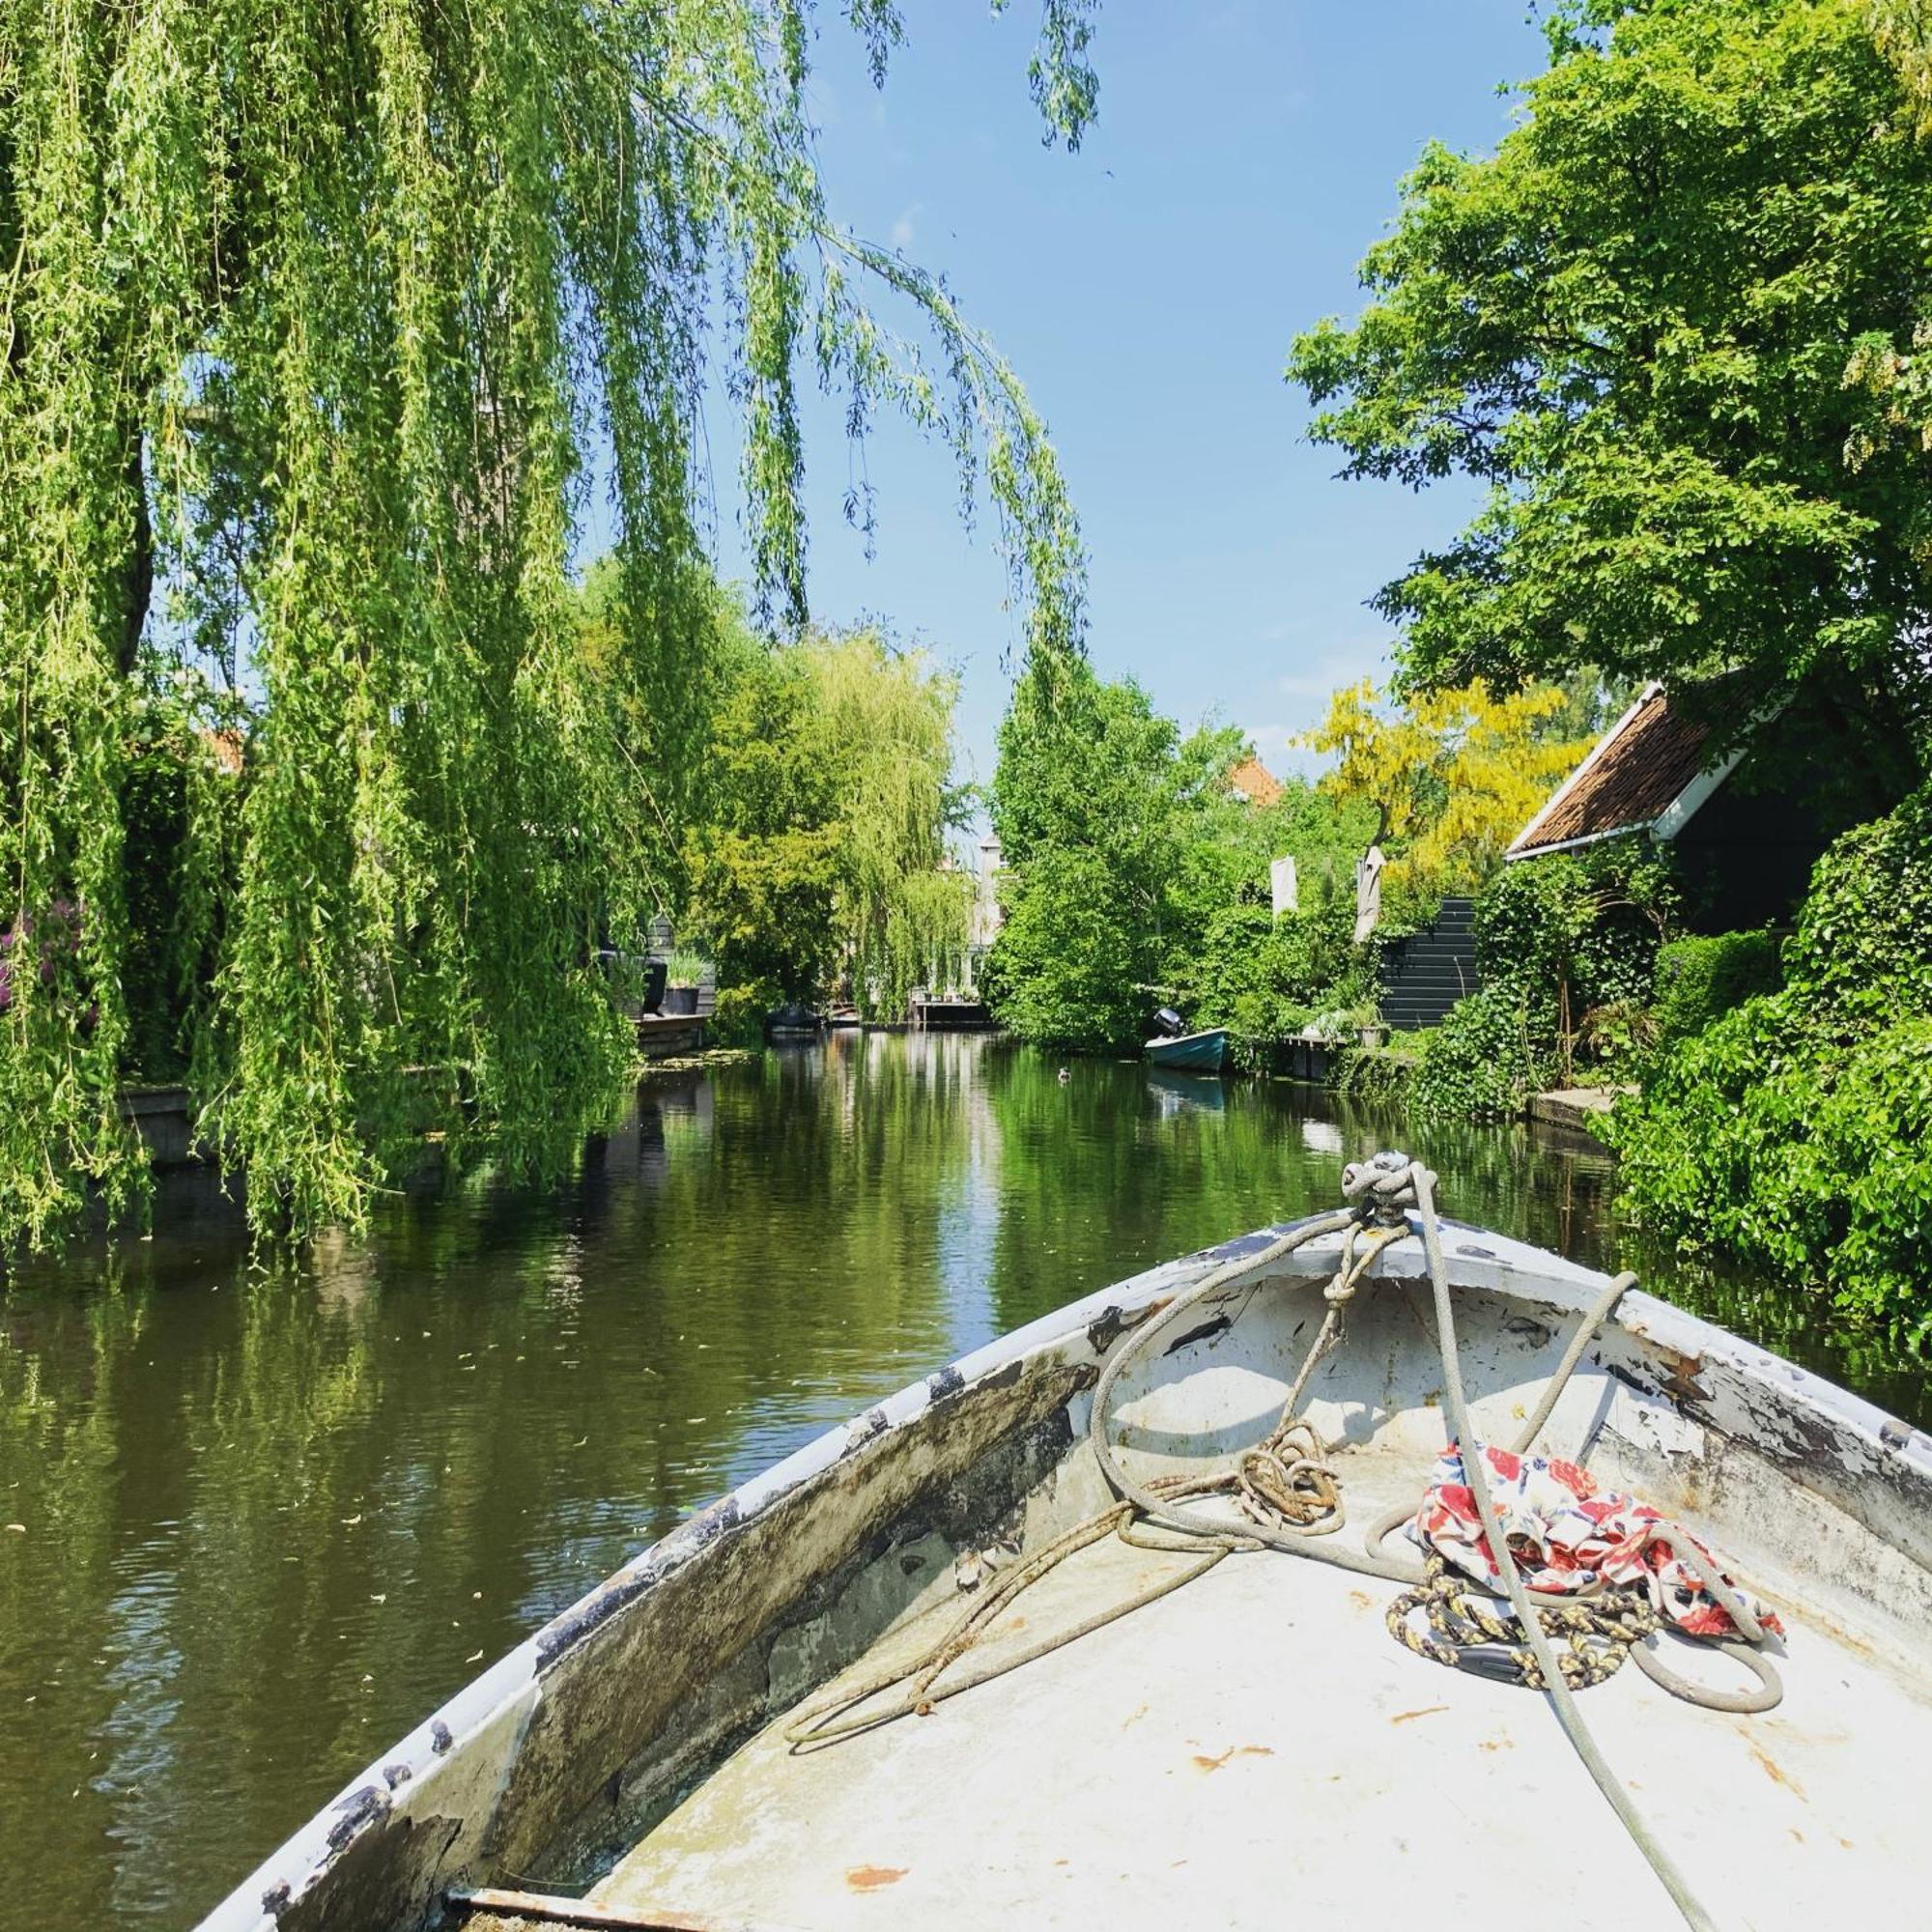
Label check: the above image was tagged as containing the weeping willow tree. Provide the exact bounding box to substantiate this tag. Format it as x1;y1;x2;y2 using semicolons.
805;630;970;1017
679;620;969;1024
0;0;1092;1247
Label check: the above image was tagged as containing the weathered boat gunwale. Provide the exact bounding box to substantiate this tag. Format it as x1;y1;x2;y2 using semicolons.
199;1215;1932;1932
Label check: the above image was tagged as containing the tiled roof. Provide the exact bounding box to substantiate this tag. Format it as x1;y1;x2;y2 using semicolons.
1509;687;1715;857
200;725;245;775
1229;755;1282;808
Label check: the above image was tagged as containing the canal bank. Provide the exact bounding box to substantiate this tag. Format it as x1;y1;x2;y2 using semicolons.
0;1035;1919;1930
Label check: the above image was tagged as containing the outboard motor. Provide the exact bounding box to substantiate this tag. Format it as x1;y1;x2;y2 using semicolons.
1153;1006;1185;1037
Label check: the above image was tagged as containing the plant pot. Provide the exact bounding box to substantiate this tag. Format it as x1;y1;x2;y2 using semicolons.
1357;1025;1386;1049
663;983;698;1017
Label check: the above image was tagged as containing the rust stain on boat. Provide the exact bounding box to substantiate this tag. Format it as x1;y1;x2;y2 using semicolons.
1749;1743;1806;1802
845;1864;908;1890
1391;1705;1450;1725
1190;1745;1273;1772
1660;1350;1709;1406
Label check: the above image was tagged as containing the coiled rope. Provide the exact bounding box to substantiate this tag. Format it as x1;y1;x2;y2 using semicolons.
785;1156;1779;1929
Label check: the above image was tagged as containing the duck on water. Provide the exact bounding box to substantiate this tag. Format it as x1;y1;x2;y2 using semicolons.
200;1156;1932;1931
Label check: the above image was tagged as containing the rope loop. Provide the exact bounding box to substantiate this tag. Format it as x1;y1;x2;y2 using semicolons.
1341;1149;1418;1228
1387;1553;1660;1691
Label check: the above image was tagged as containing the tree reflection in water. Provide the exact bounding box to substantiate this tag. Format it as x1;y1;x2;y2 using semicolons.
0;1035;1920;1929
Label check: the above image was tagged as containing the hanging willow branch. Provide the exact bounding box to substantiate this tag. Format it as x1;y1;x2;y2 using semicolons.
0;0;1093;1249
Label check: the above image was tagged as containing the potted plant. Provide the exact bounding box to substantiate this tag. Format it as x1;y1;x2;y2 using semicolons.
661;948;705;1017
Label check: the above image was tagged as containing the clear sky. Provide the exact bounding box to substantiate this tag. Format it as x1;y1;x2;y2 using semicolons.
701;4;1552;790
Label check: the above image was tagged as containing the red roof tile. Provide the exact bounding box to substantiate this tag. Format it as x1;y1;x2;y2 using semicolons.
1229;755;1282;808
1509;688;1713;857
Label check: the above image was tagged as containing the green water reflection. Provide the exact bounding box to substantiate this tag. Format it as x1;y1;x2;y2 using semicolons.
0;1036;1922;1927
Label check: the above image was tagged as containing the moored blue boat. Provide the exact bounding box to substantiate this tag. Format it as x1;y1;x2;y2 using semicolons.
1145;1026;1229;1072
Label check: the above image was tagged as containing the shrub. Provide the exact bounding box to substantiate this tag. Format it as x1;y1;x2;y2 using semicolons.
1332;1037;1420;1104
707;980;776;1048
1606;783;1932;1321
1776;785;1932;1019
1608;1005;1932;1322
1411;982;1550;1120
1407;841;1675;1118
1191;892;1366;1046
1650;929;1784;1044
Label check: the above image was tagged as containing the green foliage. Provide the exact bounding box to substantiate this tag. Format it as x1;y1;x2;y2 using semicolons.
0;4;1087;1247
1190;880;1366;1049
1330;1038;1420;1105
983;666;1364;1052
1412;842;1677;1119
1607;784;1932;1319
878;866;975;1012
1412;983;1546;1122
984;668;1236;1050
1775;786;1932;1013
682;623;965;1017
1288;0;1932;768
1652;929;1785;1044
806;630;970;1017
979;844;1144;1049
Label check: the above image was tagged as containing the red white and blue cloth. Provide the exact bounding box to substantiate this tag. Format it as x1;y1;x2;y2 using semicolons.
1406;1443;1782;1641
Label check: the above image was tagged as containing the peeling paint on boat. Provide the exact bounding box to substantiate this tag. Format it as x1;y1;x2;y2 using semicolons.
193;1213;1932;1932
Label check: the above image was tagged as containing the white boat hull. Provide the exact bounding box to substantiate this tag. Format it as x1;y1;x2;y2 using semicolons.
200;1217;1932;1931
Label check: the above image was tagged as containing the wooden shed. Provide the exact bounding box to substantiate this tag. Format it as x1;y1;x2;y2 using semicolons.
1506;683;1826;931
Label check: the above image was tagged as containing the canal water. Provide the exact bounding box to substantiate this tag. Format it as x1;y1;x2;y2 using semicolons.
1;1035;1923;1928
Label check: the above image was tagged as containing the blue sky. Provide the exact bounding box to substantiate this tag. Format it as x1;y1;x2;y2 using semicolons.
704;4;1551;789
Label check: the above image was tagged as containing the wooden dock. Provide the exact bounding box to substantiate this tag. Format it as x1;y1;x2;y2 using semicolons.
908;996;994;1032
637;1013;705;1059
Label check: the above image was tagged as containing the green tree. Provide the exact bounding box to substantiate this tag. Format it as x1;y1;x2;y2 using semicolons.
1288;0;1932;785
806;631;971;1018
682;624;967;1027
0;1;1092;1246
984;668;1256;1050
684;645;844;1017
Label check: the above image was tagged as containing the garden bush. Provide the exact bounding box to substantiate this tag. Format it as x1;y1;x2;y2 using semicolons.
1411;983;1547;1119
1190;892;1366;1047
1606;784;1932;1321
1650;928;1784;1044
1409;842;1675;1119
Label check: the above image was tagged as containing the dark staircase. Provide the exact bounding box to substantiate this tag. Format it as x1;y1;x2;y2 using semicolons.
1378;896;1478;1030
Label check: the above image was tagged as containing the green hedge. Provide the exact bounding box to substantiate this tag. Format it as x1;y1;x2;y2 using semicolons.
1605;785;1932;1322
1650;928;1784;1043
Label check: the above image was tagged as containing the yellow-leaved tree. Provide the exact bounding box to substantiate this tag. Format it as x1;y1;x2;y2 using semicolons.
1298;679;1591;898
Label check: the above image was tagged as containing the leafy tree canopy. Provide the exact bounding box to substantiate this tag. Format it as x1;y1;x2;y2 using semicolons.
683;619;967;1024
985;665;1373;1050
1299;677;1592;902
985;668;1249;1049
1289;0;1932;770
0;0;1093;1246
